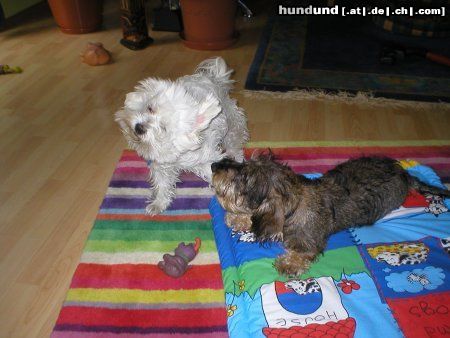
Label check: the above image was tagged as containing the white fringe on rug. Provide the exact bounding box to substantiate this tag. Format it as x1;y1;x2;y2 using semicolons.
238;89;450;110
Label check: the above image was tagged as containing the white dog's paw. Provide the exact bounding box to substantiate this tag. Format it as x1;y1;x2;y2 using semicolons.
145;202;166;215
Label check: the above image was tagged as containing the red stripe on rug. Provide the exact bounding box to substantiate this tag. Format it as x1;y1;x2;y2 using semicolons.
70;264;224;290
123;146;449;163
245;146;450;157
70;277;223;290
56;307;227;328
123;146;450;162
121;150;144;157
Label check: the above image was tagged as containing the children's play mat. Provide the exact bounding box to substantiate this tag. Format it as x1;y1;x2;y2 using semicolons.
210;147;450;338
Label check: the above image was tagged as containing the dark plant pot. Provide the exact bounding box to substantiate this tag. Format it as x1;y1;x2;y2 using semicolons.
48;0;103;34
179;0;237;50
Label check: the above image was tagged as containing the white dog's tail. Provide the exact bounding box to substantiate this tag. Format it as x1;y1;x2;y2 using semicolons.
195;57;234;92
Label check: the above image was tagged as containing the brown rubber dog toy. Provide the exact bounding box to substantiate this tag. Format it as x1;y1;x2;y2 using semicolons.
158;238;201;278
80;42;111;66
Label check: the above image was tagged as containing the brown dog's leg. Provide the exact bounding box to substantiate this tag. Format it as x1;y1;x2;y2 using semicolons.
274;234;327;276
251;204;285;242
274;250;317;277
225;212;253;232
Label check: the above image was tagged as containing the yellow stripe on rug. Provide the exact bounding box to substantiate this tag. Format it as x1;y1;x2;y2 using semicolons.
80;251;220;265
66;288;225;304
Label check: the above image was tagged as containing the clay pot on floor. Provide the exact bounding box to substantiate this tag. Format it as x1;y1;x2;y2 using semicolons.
48;0;103;34
179;0;238;50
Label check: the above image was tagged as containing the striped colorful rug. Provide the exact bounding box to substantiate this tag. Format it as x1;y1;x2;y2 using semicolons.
51;150;227;338
244;141;450;184
51;141;450;337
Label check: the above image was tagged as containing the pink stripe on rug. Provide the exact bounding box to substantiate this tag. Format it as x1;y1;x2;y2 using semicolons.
114;167;149;174
116;161;149;168
111;173;147;181
119;155;144;162
285;158;345;166
51;332;228;338
414;158;450;165
290;163;450;175
277;151;450;160
285;157;450;167
290;164;338;172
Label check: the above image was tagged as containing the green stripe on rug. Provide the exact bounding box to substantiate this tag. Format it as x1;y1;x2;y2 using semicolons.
247;139;450;148
88;229;215;241
84;240;218;253
93;219;212;231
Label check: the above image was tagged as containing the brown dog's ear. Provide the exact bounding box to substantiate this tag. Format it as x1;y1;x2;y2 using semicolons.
251;148;275;161
250;149;260;160
251;201;284;242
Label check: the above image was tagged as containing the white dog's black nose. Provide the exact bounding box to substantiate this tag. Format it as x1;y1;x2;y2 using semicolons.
134;123;146;135
211;162;219;173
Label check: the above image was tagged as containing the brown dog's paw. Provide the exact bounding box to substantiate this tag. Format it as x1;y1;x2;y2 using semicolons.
225;213;234;228
254;228;284;243
274;251;315;276
270;232;284;242
255;231;284;243
226;213;252;232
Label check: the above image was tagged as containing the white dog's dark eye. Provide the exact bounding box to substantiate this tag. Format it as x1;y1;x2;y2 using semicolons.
147;106;154;113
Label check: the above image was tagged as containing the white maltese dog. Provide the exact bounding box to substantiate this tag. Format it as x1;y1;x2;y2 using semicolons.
115;57;249;214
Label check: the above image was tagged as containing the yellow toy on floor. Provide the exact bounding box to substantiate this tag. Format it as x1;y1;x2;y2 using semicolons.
0;64;22;75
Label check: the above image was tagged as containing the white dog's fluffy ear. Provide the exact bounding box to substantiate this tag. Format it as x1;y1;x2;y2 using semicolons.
125;92;146;110
194;94;221;132
176;94;221;151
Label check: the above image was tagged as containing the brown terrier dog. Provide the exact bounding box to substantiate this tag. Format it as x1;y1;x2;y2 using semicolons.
211;155;450;276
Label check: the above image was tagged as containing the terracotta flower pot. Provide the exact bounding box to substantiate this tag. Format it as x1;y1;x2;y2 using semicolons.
48;0;103;34
180;0;238;50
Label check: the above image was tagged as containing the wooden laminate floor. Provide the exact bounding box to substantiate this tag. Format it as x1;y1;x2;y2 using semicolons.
0;1;449;337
